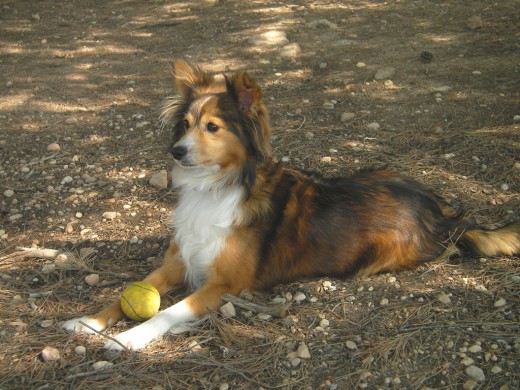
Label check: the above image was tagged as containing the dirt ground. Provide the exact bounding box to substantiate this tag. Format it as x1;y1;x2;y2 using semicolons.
1;0;519;389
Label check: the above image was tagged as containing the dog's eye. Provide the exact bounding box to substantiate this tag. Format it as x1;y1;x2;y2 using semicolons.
207;122;219;133
183;119;190;129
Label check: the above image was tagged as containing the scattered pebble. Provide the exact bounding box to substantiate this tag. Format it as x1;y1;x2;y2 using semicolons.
85;273;100;286
3;189;14;197
374;67;395;80
465;365;485;383
494;297;506;307
513;115;520;122
103;211;118;220
297;342;311;359
305;131;314;139
468;344;482;353
322;101;335;110
461;357;475;366
437;293;451;304
366;122;380;131
280;43;301;59
293;292;307;303
40;320;53;328
340;112;355;122
219;302;236;318
356;62;366;68
321;156;332;163
149;170;168;189
257;313;272;321
500;183;509;192
75;346;87;355
47;143;61;152
466;16;483;30
41;346;60;362
379;298;389;306
346;340;357;350
92;361;114;371
308;19;337;29
248;30;288;47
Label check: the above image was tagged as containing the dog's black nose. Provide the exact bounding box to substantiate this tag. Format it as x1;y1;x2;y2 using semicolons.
171;145;188;160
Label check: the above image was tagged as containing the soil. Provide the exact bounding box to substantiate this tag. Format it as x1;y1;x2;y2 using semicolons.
0;1;519;389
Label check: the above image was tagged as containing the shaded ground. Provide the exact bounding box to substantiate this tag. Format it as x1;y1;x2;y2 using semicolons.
0;1;519;389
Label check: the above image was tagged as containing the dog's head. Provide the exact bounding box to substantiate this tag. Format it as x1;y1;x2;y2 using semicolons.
161;61;271;192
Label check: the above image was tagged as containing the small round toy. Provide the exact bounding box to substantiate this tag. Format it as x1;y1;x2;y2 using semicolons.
120;281;160;321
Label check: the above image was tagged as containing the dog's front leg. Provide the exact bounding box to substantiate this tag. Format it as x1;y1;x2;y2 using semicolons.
62;243;185;334
104;279;239;351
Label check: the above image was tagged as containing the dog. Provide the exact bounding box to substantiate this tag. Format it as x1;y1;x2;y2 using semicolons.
62;61;520;351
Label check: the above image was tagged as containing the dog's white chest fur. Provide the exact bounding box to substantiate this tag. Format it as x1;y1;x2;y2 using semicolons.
172;185;243;288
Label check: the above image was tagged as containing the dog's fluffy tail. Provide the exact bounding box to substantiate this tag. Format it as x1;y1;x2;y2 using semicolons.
458;221;520;257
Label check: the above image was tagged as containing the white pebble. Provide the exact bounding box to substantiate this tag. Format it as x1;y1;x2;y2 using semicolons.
129;236;139;244
513;115;520;122
319;319;330;328
321;156;332;163
47;143;61;152
305;131;314;139
461;357;475;366
468;344;482;353
346;340;357;350
219;302;236;318
366;122;380;130
465;365;485;383
356;62;366;68
41;346;60;362
61;176;73;185
293;292;307;303
490;365;502;374
85;273;100;286
297;342;311;359
92;361;114;371
494;297;506;307
340;112;355;122
500;183;509;191
438;293;451;304
3;189;14;197
75;346;86;355
379;298;389;306
322;101;335;110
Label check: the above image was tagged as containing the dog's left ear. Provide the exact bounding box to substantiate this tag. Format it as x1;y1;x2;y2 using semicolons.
226;72;272;158
229;72;262;114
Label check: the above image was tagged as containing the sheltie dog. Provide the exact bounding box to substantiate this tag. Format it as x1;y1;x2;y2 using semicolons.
63;61;520;351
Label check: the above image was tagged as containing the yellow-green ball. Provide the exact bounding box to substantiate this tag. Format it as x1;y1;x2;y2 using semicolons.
121;282;160;321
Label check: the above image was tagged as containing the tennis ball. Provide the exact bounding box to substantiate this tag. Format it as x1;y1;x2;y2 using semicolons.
120;281;160;321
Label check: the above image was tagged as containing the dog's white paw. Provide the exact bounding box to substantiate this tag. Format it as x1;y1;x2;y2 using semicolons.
62;316;105;334
104;324;159;351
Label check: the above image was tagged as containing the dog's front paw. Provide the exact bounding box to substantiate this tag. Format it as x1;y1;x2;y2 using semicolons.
104;324;159;351
62;316;106;334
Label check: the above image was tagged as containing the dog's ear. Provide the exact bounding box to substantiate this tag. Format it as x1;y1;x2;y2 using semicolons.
228;72;262;114
173;60;213;100
226;72;272;158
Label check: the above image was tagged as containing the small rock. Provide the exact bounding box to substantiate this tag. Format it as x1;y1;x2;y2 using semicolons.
461;357;475;366
257;313;272;321
65;117;78;125
319;319;330;328
463;380;478;390
280;43;302;59
346;341;357;350
340;112;355;122
437;293;451;304
149;170;168;189
374;67;395;80
356;62;366;68
513;115;520;122
293;292;306;303
85;273;100;286
379;298;389;306
305;131;314;139
367;122;380;130
61;176;73;185
6;81;13;88
219;384;229;390
465;365;485;383
219;302;236;318
388;276;397;283
442;153;456;160
3;189;14;197
322;101;335;110
291;357;301;367
490;365;502;374
75;346;86;355
102;211;118;220
129;236;139;244
468;344;482;353
321;156;332;163
40;320;53;328
466;16;483;30
500;184;509;192
297;342;311;359
92;361;114;371
494;297;506;307
41;346;60;362
47;143;61;152
308;19;338;29
248;30;289;47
